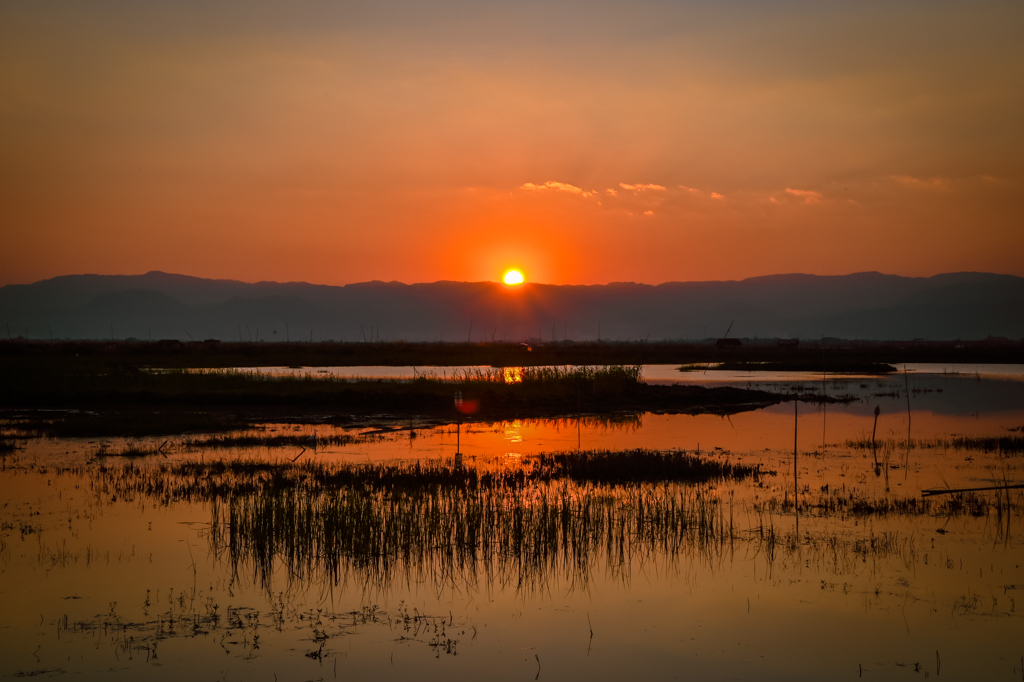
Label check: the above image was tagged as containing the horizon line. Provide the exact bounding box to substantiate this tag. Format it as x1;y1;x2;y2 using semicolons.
4;268;1020;290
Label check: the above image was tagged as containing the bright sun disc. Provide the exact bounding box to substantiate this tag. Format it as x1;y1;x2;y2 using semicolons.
503;269;524;285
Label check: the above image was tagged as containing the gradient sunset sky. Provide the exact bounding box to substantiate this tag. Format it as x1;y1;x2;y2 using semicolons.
2;0;1021;286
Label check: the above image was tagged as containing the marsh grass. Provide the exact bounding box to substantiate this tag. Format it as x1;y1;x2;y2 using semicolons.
93;441;162;458
76;448;997;596
80;450;761;593
761;489;1019;519
181;432;358;449
845;435;1024;455
2;360;782;428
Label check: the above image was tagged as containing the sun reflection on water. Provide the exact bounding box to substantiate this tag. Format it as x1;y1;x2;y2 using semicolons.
502;367;523;384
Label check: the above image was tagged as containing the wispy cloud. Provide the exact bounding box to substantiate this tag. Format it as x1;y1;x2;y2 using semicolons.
891;175;948;189
606;188;618;196
643;210;654;215
620;183;666;192
520;181;596;197
678;185;723;199
784;188;822;203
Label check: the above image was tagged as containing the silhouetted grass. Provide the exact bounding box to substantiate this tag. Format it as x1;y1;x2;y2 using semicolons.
210;479;726;593
761;489;1016;518
84;450;755;592
0;360;783;428
181;433;357;449
845;435;1024;454
93;441;160;458
63;449;1020;597
531;449;763;484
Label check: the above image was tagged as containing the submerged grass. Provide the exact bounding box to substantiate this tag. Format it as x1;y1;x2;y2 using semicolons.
845;434;1024;454
760;488;1020;519
181;432;358;449
45;448;1020;598
210;480;726;594
84;450;752;593
89;448;764;501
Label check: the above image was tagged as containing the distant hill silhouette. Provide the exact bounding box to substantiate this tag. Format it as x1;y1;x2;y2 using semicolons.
1;271;1022;342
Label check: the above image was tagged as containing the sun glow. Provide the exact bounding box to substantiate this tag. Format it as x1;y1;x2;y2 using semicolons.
503;269;525;286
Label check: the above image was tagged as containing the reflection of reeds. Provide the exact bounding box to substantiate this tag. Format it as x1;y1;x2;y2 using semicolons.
81;451;1018;598
213;480;728;594
89;451;755;593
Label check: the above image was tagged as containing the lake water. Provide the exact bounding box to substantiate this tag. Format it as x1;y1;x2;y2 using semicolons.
1;366;1022;680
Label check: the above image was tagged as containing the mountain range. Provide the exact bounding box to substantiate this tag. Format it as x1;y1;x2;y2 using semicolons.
1;271;1022;342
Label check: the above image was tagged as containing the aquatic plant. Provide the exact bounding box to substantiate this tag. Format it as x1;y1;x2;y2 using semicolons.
844;435;1024;455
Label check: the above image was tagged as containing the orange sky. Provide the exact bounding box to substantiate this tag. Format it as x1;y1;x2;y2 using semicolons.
1;1;1022;286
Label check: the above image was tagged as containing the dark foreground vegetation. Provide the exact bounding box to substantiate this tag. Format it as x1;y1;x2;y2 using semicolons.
102;448;765;495
0;364;785;436
73;451;1019;594
2;337;1015;436
845;435;1024;455
86;450;762;592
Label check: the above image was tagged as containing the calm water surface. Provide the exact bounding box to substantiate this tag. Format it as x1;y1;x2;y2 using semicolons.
1;366;1022;680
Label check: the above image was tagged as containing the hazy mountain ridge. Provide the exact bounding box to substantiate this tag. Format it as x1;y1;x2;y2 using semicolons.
1;271;1022;342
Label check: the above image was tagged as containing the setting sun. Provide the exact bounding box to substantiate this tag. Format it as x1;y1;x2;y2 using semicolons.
503;269;525;286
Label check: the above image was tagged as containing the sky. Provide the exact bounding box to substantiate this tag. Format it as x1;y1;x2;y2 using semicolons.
1;0;1022;286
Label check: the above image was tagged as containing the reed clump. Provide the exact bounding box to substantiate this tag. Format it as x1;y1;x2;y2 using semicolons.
83;450;756;593
206;479;728;594
90;448;763;501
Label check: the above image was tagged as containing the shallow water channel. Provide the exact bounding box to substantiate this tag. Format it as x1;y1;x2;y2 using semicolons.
1;366;1023;680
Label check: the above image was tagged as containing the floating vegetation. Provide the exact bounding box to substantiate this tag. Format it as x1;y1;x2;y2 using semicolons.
73;450;764;593
67;449;1001;596
93;440;167;458
845;434;1024;454
88;448;764;499
181;432;358;449
52;598;465;666
758;488;1021;520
